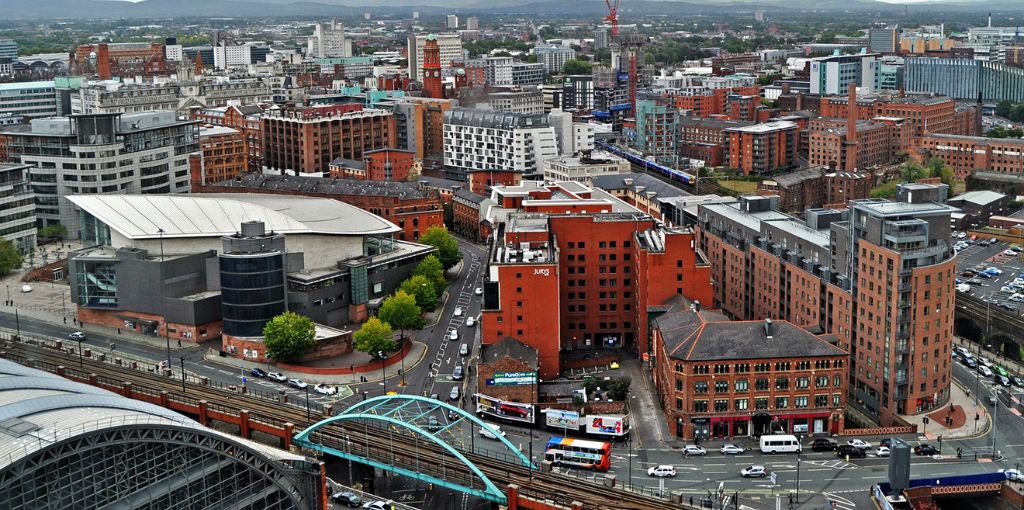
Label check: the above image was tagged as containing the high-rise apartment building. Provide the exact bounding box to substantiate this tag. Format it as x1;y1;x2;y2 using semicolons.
261;105;396;176
868;27;899;53
446;15;459;30
697;192;957;426
0;163;36;254
809;52;880;95
0;81;58;119
635;99;678;167
408;33;462;82
0;39;17;60
905;57;1024;102
308;20;352;58
442;108;557;180
485;56;514;86
465;17;479;30
723;121;798;175
594;29;610;50
2;112;198;236
534;45;577;74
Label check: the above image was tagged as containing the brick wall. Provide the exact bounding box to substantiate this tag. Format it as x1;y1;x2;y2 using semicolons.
77;308;222;344
477;355;539;403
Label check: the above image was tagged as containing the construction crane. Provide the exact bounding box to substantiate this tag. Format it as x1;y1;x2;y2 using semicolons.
605;0;620;38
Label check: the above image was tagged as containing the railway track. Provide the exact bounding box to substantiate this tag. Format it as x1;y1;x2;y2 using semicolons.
2;337;677;510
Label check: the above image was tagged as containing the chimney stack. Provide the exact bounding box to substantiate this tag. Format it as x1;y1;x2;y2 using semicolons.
764;318;773;339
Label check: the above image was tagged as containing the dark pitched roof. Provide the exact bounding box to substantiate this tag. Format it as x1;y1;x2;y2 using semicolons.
590;173;689;199
480;337;538;370
214;173;432;199
768;167;824;188
330;157;365;170
233;104;265;116
656;310;846;362
454;188;486;205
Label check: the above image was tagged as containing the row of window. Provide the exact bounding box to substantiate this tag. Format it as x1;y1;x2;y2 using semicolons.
679;394;842;413
685;359;842;375
686;375;841;393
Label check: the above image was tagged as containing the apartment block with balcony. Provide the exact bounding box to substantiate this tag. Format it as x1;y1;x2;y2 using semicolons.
0;163;36;253
442;108;557;181
723;121;798;175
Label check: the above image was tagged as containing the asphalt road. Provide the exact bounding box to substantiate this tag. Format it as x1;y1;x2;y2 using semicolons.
956;238;1024;312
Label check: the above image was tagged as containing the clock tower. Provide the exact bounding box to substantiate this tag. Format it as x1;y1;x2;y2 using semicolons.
422;34;443;99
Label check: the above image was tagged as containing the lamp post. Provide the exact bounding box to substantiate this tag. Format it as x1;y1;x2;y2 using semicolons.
379;351;386;389
5;284;10;306
991;387;999;458
158;228;171;368
77;335;83;369
61;290;66;317
305;385;311;422
180;357;186;393
794;453;801;503
400;335;406;387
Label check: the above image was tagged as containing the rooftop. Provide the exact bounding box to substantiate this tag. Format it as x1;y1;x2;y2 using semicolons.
725;120;797;133
764;167;824;188
480;337;538;370
215;174;433;200
67;193;400;240
850;198;960;218
948;190;1006;206
590;172;690;199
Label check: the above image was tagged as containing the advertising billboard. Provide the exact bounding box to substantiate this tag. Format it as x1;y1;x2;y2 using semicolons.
486;371;537;386
544;409;581;430
585;414;629;437
475;394;535;424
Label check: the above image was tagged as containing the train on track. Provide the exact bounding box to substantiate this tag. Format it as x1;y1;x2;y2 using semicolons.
595;141;697;186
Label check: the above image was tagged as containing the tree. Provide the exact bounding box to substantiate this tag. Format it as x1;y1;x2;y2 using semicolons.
900;161;928;182
925;157;955;188
562;59;592;75
0;240;23;276
38;223;68;241
412;254;447;294
420;226;461;269
353;316;396;358
400;275;439;311
608;377;632;401
378;290;425;342
996;100;1012;119
262;312;316;362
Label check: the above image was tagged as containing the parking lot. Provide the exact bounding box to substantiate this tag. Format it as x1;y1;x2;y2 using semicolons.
954;234;1024;313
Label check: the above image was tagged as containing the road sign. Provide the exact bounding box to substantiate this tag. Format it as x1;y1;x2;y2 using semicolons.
642;353;650;362
770;472;778;485
242;377;247;385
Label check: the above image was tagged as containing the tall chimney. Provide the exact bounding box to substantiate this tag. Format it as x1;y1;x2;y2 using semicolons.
764;318;773;339
844;82;859;172
989;13;993;28
97;43;112;81
976;91;984;136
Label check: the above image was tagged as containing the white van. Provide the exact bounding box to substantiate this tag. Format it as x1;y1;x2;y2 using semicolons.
479;423;505;439
759;434;802;454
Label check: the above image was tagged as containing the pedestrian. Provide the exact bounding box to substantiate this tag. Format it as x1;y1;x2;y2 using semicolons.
177;339;182;348
117;328;120;334
63;317;66;324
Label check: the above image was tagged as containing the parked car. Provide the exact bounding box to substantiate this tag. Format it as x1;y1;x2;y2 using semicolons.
837;445;867;458
452;365;464;381
68;331;87;342
880;438;893;448
739;465;768;478
1002;469;1024;482
249;367;267;378
314;383;337;395
964;358;978;368
811;438;839;451
449;386;460;401
330;492;363;507
459;343;469;356
267;372;287;382
1011;376;1024;388
720;444;746;455
846;439;872;450
683;445;707;456
453;307;464;316
999;303;1018;312
479;423;506;439
363;500;390;510
995;375;1011;387
648;465;677;477
914;444;939;456
978;365;993;377
288;378;308;389
980;357;993;367
449;330;459;341
474;287;483;295
876;446;891;457
466;316;476;327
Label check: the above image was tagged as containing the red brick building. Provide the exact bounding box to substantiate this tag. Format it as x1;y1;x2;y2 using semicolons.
452;189;492;242
421;35;444;99
756;167;825;213
823;171;872;207
195;126;247;186
77;42;167;80
807;118;896;171
679;117;753;167
820;93;979;139
328;149;415;181
477;337;540;404
652;299;847;440
481;182;713;378
723;121;799;175
913;134;1024;181
190;103;266;172
468;169;522;196
201;173;444;242
666;86;762;119
262;105;396;175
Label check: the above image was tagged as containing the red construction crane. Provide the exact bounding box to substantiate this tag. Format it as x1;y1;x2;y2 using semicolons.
605;0;620;38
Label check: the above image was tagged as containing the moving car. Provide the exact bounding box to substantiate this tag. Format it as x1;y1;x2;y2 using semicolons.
837;445;867;458
876;446;890;457
452;365;464;381
720;444;746;455
267;372;288;382
330;492;363;507
314;383;337;395
1002;469;1024;482
288;378;308;389
249;368;267;378
980;357;993;367
479;423;505;439
964;358;978;368
454;307;464;316
427;416;441;432
647;465;677;477
739;465;767;478
811;438;839;451
914;444;939;456
846;439;872;450
995;375;1011;387
363;501;391;510
68;331;87;342
978;365;993;377
466;316;476;327
682;445;707;456
459;343;469;356
449;386;460;401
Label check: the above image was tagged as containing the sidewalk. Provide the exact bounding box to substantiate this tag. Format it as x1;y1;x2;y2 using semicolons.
900;373;991;440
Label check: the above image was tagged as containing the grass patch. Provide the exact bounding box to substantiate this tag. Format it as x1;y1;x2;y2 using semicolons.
718;180;759;194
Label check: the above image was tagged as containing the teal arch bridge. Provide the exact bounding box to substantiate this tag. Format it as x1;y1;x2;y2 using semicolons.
293;394;537;504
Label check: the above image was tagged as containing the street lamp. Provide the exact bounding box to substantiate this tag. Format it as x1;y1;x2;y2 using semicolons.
794;453;801;503
61;290;66;317
379;351;386;389
76;335;83;369
991;387;1000;458
5;284;10;306
158;228;171;368
305;385;311;422
180;357;186;393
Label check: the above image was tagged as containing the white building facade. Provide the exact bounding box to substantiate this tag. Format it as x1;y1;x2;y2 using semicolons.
408;33;463;82
442;108;558;180
308;20;352;59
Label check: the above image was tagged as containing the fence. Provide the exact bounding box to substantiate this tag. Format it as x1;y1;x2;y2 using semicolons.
837;425;918;436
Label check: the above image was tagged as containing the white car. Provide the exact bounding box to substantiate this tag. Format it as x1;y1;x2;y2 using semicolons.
454;307;464;316
739;465;768;478
978;365;993;377
682;445;707;456
647;465;676;477
876;446;890;457
288;378;308;389
988;267;1003;275
847;439;871;450
362;501;390;510
1002;469;1024;481
267;372;288;383
466;316;476;327
479;424;506;439
980;357;993;367
314;383;337;395
474;287;483;295
449;329;459;341
720;444;746;455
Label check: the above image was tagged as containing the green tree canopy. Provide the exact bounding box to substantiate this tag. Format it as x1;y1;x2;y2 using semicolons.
400;275;439;311
0;240;23;276
412;254;447;294
419;226;461;269
38;223;68;240
353;316;396;358
562;59;592;75
379;290;425;340
608;377;631;401
262;312;316;362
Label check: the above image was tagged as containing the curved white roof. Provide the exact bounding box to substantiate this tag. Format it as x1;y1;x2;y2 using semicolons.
67;193;400;240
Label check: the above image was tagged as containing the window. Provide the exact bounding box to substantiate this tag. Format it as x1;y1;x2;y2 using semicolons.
714;364;730;374
775;377;789;390
694;381;708;394
815;395;828;407
834;375;842;387
693;400;708;413
755;378;769;391
796;377;809;389
676;398;683;411
715;381;729;393
816;376;829;388
755;363;770;372
755;397;769;410
735;398;748;410
795;396;808;408
734;379;748;392
735;363;750;373
775;397;789;409
714;400;729;412
694;365;710;375
832;394;842;407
